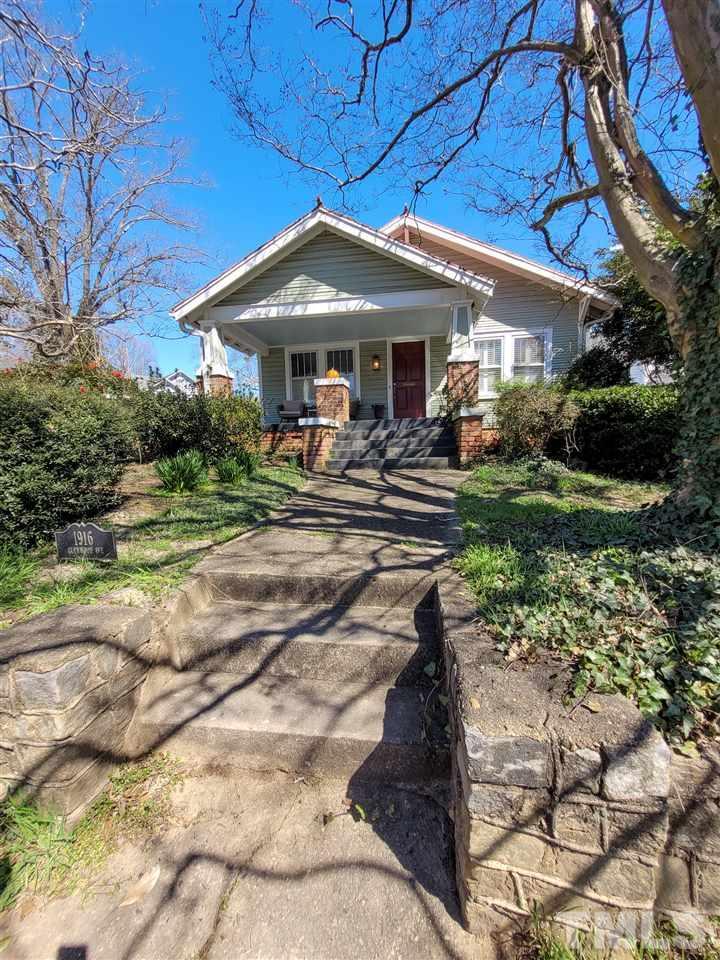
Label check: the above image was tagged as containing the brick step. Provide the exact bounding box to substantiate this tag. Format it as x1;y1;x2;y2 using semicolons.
175;600;438;685
327;456;455;472
133;668;444;783
332;432;455;452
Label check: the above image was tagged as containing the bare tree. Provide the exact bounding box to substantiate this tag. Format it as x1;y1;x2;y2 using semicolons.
101;325;158;378
0;1;199;359
206;0;720;518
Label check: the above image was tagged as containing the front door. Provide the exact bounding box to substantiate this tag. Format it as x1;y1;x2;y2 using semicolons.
392;341;426;418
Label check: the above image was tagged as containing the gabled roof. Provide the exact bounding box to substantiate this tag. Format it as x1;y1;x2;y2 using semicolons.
381;213;617;310
171;205;496;322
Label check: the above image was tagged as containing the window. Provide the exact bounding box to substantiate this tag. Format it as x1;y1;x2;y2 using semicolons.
475;338;503;396
290;350;318;402
326;347;355;393
512;335;546;383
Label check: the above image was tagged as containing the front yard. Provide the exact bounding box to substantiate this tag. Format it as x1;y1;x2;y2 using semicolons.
455;459;719;750
0;462;304;629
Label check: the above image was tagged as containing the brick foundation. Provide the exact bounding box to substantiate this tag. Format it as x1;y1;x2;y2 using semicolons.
261;429;303;459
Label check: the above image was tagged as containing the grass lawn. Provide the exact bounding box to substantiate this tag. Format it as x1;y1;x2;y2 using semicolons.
0;462;304;629
455;458;719;750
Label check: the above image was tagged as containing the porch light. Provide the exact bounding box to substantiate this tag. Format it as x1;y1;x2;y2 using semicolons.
371;354;382;371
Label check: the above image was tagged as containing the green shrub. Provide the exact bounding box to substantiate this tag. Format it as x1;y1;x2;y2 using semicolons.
235;448;262;478
562;344;631;389
495;382;579;459
568;385;679;480
155;450;208;494
0;381;132;548
131;393;262;462
216;456;247;485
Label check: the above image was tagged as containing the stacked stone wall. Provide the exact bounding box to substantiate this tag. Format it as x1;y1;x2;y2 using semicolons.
439;581;720;951
1;604;153;817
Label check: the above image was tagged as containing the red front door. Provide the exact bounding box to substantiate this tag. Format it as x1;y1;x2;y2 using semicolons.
392;341;426;418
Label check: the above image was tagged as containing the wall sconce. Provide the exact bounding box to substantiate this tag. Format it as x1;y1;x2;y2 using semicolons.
371;354;382;371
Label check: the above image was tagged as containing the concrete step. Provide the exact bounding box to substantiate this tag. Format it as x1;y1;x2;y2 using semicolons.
332;433;455;453
328;445;456;463
327;456;455;472
134;668;444;782
336;425;451;443
201;571;441;609
176;600;438;685
343;417;445;432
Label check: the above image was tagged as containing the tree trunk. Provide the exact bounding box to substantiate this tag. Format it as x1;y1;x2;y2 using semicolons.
671;245;720;517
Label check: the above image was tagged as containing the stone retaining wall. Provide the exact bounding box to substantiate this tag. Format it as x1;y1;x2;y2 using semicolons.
440;579;720;951
1;603;153;817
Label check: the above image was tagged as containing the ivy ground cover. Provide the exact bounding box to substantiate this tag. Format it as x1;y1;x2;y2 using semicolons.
455;460;719;750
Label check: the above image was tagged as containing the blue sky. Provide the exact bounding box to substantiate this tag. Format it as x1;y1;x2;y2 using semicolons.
49;0;615;377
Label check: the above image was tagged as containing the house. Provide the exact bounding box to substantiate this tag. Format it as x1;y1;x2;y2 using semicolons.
170;204;614;468
138;368;198;397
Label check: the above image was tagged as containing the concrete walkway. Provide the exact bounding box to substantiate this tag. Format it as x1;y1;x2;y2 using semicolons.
8;471;493;960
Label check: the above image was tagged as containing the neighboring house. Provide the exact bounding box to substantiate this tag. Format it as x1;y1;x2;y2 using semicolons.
138;369;197;396
170;204;615;429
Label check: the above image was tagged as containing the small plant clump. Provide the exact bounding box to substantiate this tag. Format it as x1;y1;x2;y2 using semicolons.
215;450;261;485
0;753;182;911
155;449;208;494
235;448;262;478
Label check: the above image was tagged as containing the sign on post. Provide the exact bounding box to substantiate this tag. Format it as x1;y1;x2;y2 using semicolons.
55;522;117;562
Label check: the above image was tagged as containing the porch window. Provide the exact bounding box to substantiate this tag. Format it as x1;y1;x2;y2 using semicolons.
512;335;546;383
475;338;503;396
326;348;355;394
290;350;318;402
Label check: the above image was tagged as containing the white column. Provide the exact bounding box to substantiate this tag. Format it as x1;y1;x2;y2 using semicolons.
197;325;234;388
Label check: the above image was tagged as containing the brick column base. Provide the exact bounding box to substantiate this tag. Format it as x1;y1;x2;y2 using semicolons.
453;411;488;465
314;378;350;425
300;419;340;471
447;361;480;410
207;374;233;397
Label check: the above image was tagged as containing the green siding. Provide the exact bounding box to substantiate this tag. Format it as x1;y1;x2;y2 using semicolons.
219;229;451;306
259;347;286;425
429;336;449;416
359;340;388;417
408;233;580;374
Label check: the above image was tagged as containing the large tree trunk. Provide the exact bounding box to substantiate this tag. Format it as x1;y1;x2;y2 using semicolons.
670;245;720;516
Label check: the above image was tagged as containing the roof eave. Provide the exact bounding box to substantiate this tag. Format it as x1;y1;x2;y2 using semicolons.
171;206;495;323
380;214;617;310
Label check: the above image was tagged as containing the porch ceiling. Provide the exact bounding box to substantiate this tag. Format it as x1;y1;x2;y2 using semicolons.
221;306;451;349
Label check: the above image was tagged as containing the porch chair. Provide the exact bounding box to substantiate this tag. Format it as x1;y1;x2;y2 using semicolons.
277;399;305;424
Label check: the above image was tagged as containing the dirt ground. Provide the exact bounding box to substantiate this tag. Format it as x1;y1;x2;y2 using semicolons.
5;763;497;960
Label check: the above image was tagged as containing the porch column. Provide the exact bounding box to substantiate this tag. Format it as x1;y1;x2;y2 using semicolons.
197;326;234;396
299;417;341;472
314;377;350;425
446;360;479;411
452;408;488;465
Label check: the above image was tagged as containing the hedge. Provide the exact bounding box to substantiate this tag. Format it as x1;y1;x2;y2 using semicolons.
568;385;679;480
0;381;133;548
130;392;262;462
